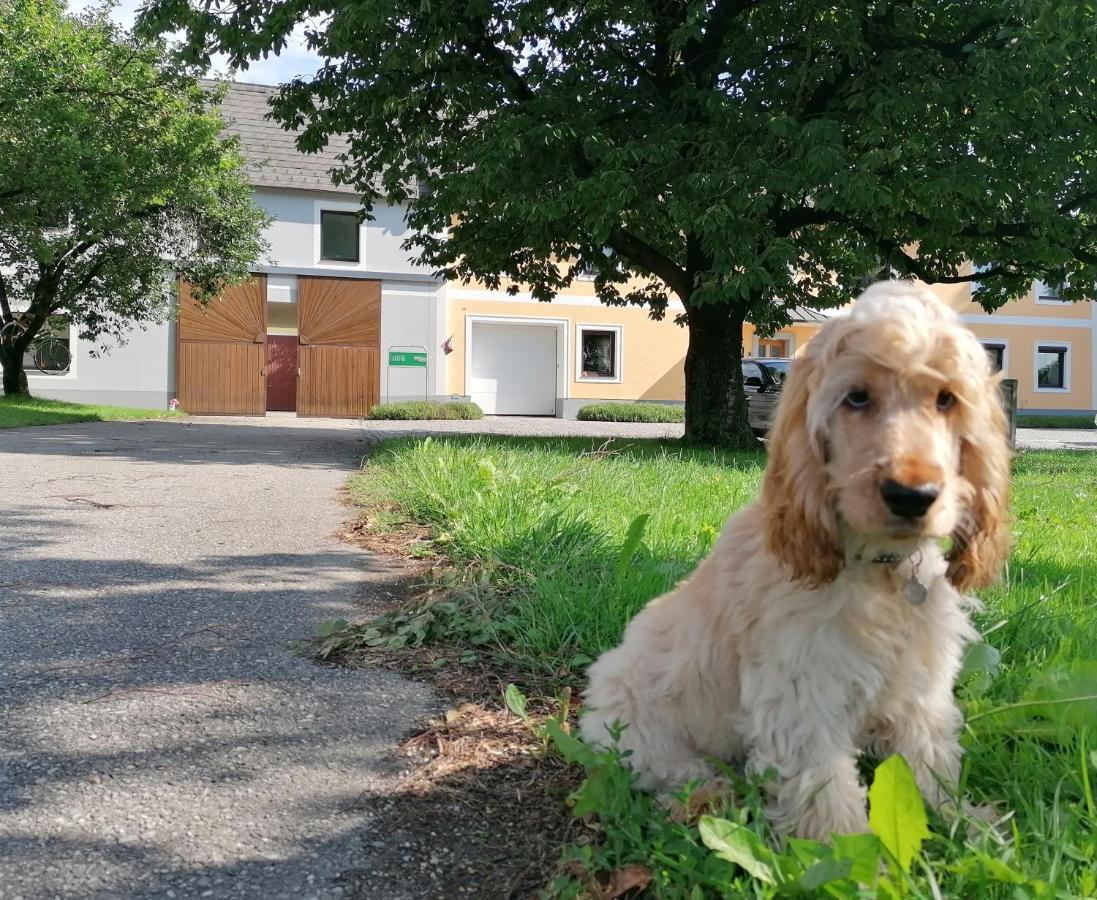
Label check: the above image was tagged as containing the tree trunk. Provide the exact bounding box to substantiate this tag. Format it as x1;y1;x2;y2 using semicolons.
682;299;757;448
0;345;30;396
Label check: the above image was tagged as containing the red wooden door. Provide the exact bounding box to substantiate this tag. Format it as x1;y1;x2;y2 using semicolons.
266;335;298;411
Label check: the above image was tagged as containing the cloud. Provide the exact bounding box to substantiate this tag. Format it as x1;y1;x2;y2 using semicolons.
67;0;323;85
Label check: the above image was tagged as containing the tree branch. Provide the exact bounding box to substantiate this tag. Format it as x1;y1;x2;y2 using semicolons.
0;271;11;324
63;251;113;298
606;226;689;298
684;0;763;86
799;13;1010;120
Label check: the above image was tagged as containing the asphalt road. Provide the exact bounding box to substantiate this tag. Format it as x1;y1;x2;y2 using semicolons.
0;419;439;899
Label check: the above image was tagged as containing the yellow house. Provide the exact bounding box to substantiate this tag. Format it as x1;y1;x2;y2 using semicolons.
445;275;1095;418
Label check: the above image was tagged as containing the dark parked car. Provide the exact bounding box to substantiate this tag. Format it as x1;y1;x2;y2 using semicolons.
742;357;792;433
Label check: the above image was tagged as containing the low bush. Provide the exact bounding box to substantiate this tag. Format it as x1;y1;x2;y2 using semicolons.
1017;413;1095;429
367;400;483;420
576;402;684;423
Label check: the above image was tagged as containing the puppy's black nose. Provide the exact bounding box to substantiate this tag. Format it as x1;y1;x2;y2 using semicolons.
880;479;941;519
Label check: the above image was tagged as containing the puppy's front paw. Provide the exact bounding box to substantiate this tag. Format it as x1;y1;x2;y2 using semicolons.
662;776;736;824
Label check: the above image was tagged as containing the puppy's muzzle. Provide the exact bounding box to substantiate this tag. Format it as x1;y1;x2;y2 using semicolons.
880;478;941;520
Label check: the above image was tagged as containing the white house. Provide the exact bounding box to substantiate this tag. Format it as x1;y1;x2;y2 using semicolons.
29;81;448;416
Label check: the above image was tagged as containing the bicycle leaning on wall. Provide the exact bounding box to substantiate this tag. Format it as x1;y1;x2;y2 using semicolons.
0;319;72;375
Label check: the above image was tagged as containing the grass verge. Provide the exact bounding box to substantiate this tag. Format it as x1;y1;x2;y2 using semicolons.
367;400;484;420
576;402;685;423
1017;413;1095;430
329;436;1097;897
0;394;181;429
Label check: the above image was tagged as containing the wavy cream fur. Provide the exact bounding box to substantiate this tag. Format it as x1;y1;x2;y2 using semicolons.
580;282;1011;840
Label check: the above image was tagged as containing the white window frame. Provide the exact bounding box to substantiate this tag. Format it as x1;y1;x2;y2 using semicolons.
576;323;623;383
751;332;796;359
978;338;1009;375
1034;341;1071;393
313;199;365;269
1035;279;1070;305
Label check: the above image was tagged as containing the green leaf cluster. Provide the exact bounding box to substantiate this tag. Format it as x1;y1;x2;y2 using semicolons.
0;0;266;383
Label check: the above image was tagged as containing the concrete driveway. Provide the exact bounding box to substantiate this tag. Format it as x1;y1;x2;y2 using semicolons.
0;419;439;899
195;412;1096;451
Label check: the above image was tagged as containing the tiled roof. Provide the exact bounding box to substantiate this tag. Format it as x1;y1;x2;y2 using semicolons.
787;305;835;323
211;81;370;196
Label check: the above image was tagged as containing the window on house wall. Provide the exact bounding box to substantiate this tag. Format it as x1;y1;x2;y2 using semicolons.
22;322;71;374
1035;279;1068;303
981;342;1006;373
1036;344;1068;389
578;326;619;380
320;210;360;262
757;338;791;358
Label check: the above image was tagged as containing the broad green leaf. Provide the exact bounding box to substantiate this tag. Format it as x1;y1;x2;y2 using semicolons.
959;641;1002;679
798;856;852;889
1019;659;1097;741
831;832;883;884
698;816;776;884
868;755;930;873
315;618;348;637
541;718;601;768
786;836;830;868
503;683;529;722
614;514;650;581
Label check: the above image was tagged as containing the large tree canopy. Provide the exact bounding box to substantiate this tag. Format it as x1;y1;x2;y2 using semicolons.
0;0;267;396
142;0;1097;444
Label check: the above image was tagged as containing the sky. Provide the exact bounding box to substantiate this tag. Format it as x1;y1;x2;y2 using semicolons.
68;0;324;85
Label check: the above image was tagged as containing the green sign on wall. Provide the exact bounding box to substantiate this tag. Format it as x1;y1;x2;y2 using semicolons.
388;351;428;367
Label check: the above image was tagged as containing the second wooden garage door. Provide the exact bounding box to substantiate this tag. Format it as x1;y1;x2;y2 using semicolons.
297;276;381;417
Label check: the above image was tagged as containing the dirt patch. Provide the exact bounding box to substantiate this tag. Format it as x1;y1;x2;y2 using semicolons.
332;514;584;898
335;695;582;899
337;513;436;561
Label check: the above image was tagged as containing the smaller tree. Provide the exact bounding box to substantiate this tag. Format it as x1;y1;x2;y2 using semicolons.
0;0;267;396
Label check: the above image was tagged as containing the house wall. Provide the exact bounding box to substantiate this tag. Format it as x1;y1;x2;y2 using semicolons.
445;288;690;415
925;279;1096;412
252;189;431;280
28;322;175;409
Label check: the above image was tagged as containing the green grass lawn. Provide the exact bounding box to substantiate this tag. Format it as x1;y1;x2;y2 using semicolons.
347;436;1097;897
0;394;181;429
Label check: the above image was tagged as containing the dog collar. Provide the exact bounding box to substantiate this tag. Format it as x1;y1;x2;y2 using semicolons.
871;552;904;564
869;552;929;605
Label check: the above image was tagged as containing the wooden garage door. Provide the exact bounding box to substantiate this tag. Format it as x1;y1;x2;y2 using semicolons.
177;277;266;415
297;276;381;417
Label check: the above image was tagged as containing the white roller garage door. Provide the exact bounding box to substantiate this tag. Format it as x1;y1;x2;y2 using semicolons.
469;323;557;415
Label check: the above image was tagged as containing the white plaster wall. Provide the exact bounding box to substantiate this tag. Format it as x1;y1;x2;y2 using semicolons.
253;188;429;278
28;321;174;409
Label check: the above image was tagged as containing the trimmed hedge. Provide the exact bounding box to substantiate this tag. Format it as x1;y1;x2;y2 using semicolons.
1017;414;1096;430
367;400;484;420
576;402;685;423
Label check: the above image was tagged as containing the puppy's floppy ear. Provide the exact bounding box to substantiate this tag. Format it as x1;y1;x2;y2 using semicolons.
761;354;842;586
948;378;1012;591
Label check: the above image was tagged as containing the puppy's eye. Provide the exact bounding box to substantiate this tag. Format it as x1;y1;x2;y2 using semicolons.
843;389;870;409
936;390;956;412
